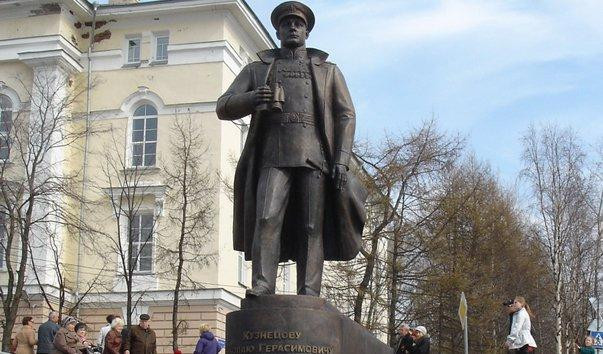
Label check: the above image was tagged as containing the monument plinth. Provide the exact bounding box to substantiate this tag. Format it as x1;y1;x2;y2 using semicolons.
226;295;394;354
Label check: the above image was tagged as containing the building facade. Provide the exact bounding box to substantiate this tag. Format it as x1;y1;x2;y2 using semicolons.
0;0;300;352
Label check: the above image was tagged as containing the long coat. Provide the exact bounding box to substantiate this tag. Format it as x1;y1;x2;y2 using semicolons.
124;326;156;354
217;48;367;261
51;328;78;354
15;325;37;354
37;321;59;354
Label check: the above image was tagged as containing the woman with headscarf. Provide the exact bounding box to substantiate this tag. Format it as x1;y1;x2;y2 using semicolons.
52;317;80;354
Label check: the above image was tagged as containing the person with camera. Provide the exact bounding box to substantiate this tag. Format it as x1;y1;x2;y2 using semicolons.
395;324;413;354
103;318;124;354
409;326;430;354
75;323;98;354
505;296;537;353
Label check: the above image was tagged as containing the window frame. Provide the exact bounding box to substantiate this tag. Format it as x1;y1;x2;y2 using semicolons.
129;212;155;274
125;35;142;65
0;94;13;161
154;35;169;62
0;213;6;271
238;251;247;287
130;104;158;168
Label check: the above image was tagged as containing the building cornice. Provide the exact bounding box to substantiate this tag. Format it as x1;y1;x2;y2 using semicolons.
94;0;275;50
84;40;246;75
0;35;84;73
79;288;242;310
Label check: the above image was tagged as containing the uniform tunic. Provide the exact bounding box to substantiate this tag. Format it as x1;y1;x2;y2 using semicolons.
261;47;326;171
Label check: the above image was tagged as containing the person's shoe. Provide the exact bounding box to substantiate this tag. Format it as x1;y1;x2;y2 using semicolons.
245;286;271;297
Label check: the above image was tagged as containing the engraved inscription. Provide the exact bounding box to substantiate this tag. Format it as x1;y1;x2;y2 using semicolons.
229;344;334;353
243;331;302;340
231;330;334;353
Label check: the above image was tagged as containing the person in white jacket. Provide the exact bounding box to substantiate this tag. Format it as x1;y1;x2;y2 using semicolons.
506;296;537;352
97;315;117;352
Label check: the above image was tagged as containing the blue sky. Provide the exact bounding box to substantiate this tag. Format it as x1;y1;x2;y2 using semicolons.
247;0;603;185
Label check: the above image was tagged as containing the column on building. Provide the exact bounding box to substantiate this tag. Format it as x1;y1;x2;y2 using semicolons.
18;41;83;291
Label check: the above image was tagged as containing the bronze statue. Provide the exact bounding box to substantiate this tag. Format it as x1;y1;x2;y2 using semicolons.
217;1;366;297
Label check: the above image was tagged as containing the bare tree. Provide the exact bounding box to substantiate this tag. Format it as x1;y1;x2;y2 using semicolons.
156;113;216;350
322;120;464;344
521;125;592;354
98;127;160;327
28;228;107;318
0;68;89;350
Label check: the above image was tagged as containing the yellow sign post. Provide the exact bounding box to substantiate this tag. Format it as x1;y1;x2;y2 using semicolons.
459;292;468;354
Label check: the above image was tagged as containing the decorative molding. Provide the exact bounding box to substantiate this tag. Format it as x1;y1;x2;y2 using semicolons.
79;288;242;310
0;82;22;111
84;40;245;75
120;87;166;115
0;35;83;73
4;284;243;311
85;101;217;122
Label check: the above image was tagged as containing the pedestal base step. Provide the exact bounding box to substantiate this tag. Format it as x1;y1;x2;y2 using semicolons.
226;295;394;354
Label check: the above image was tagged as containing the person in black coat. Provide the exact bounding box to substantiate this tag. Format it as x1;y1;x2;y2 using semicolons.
395;324;414;354
409;326;430;354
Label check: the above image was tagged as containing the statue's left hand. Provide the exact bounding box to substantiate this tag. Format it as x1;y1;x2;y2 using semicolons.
332;164;348;190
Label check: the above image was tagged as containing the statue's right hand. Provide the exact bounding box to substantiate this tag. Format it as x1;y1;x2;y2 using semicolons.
252;85;273;107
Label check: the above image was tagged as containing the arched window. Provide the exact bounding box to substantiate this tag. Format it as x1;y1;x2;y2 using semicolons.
132;104;157;167
0;94;12;160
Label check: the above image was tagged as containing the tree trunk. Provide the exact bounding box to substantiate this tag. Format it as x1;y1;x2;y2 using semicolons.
353;231;381;324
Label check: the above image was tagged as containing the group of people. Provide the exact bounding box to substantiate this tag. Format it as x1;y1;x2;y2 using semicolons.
395;324;430;353
13;311;97;354
12;312;222;354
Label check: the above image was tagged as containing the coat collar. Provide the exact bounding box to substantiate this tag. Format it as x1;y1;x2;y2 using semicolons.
257;48;329;65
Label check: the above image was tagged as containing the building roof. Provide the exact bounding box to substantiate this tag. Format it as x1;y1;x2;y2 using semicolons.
0;0;276;49
92;0;276;49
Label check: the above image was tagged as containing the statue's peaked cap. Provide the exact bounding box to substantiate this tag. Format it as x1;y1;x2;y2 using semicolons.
271;1;315;32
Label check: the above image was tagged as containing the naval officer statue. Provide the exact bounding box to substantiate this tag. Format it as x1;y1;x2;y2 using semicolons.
217;1;366;297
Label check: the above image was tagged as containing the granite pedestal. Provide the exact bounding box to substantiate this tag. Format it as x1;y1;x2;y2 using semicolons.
226;295;394;354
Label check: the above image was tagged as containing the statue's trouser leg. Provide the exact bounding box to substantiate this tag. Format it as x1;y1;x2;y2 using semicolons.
252;167;292;293
295;168;325;296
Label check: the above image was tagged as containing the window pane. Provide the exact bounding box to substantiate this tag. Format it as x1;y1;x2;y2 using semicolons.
134;107;146;117
141;214;153;228
128;39;140;62
156;36;168;61
144;154;155;166
146;117;157;129
0;138;9;160
145;142;156;154
132;155;142;166
145;129;156;141
129;227;139;243
0;147;8;160
1;111;11;132
140;244;152;258
145;106;157;116
139;257;152;272
0;95;11;110
132;130;144;142
157;36;168;46
132;143;143;156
